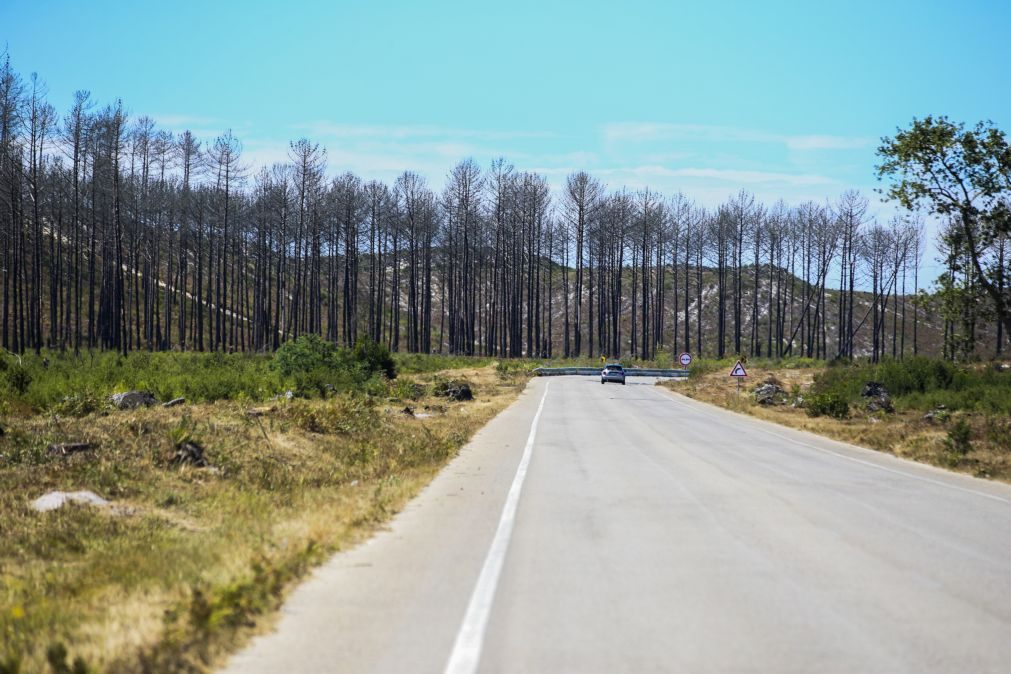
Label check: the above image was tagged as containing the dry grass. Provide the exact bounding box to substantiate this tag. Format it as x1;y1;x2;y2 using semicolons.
662;364;1011;483
1;364;527;673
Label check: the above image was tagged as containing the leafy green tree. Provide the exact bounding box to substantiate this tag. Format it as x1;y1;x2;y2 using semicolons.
877;116;1011;342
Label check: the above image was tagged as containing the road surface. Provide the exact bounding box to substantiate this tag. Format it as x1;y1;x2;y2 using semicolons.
221;376;1011;673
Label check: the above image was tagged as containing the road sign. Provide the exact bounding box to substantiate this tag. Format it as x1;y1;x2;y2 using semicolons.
730;360;748;377
679;352;692;367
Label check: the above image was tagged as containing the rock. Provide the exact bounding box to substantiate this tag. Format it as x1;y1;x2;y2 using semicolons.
861;381;893;413
401;405;415;416
32;490;109;512
109;391;157;410
449;384;473;401
162;397;186;408
923;405;948;423
285;390;295;401
171;440;208;467
47;442;94;456
866;397;894;413
753;382;787;405
861;382;888;398
791;395;805;408
435;382;473;401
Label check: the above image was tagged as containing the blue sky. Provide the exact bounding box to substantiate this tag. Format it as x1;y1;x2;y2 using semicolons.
3;0;1010;274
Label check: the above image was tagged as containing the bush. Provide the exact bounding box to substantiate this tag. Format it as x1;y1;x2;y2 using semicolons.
349;337;396;380
5;362;32;394
49;392;103;417
986;417;1011;452
805;393;850;419
945;418;973;455
389;378;426;401
272;335;339;378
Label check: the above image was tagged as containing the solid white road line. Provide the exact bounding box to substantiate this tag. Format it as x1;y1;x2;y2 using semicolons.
444;381;551;674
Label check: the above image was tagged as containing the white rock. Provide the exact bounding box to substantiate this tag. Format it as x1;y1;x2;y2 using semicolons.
31;490;110;512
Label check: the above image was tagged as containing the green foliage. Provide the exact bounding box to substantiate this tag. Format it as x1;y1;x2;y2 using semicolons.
687;358;736;377
168;415;196;449
48;393;102;418
985;417;1011;452
811;357;1011;414
388;377;426;401
495;359;538;376
877;116;1011;339
4;362;31;395
945;418;973;455
394;353;493;374
1;350;283;412
272;336;396;396
805;392;850;419
272;334;339;378
350;337;396;380
877;116;1010;218
0;339;405;416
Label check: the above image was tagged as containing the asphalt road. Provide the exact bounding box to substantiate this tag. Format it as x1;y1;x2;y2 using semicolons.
220;376;1011;674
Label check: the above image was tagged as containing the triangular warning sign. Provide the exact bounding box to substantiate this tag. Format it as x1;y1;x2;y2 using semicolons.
730;360;748;377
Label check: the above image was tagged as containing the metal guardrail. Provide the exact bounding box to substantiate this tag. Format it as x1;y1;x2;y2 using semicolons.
533;367;689;377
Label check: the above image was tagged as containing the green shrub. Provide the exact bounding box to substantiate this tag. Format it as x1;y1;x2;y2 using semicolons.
389;377;426;401
5;362;32;394
49;392;103;417
805;392;850;419
272;335;339;378
945;418;973;455
349;337;396;380
986;418;1011;452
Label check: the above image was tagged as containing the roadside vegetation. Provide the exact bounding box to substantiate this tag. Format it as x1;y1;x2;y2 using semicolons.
663;356;1011;482
0;342;534;673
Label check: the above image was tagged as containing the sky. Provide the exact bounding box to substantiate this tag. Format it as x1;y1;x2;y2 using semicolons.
3;0;1010;279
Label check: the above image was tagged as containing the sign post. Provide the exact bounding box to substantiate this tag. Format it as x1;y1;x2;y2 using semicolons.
679;352;692;368
730;359;748;396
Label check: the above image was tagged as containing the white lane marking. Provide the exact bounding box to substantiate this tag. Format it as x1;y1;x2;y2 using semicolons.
654;387;1010;505
444;381;551;674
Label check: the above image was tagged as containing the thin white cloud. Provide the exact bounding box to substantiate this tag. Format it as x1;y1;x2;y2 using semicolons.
295;122;553;142
601;122;869;152
785;135;870;151
592;165;834;187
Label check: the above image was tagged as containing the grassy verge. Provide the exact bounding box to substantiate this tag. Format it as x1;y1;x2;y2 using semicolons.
1;355;530;673
660;357;1011;482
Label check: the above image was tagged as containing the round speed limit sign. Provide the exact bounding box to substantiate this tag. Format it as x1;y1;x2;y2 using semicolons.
679;352;692;367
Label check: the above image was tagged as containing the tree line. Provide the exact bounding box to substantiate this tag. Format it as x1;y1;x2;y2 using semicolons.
2;54;1005;362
